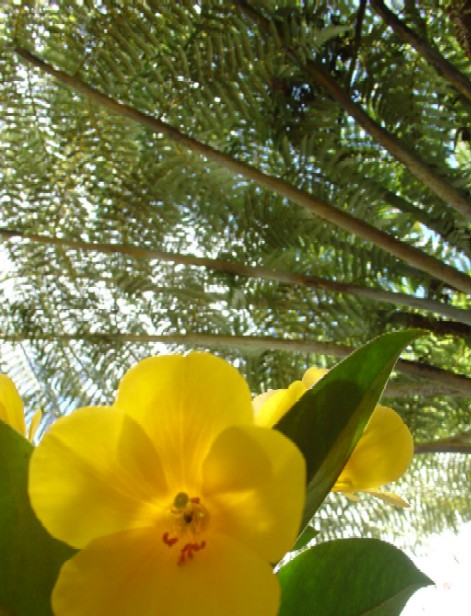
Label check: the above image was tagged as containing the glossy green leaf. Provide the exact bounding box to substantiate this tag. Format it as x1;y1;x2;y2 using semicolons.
276;330;421;528
0;421;75;616
278;538;433;616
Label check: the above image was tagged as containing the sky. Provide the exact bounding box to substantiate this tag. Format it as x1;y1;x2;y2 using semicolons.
403;522;471;615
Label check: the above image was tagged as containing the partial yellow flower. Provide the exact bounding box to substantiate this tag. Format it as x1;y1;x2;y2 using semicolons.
29;353;306;616
0;374;41;441
253;367;413;507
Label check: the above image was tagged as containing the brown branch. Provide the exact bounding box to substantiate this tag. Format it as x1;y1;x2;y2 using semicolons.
371;0;471;104
415;431;471;454
448;0;471;61
237;0;471;221
415;443;471;454
386;311;471;337
394;357;471;394
2;331;470;395
346;0;368;87
3;227;471;326
371;182;471;259
14;47;471;295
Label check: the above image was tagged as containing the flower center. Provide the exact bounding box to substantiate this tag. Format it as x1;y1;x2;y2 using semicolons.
162;491;208;565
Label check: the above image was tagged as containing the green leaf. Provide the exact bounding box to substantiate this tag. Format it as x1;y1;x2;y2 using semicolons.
276;330;421;528
293;525;318;551
278;538;433;616
0;421;75;616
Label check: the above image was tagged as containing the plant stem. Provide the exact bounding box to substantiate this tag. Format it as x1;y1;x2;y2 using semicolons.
2;331;470;395
3;227;470;325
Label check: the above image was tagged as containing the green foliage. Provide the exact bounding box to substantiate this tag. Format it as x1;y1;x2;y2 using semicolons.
278;538;432;616
0;421;75;616
292;525;318;551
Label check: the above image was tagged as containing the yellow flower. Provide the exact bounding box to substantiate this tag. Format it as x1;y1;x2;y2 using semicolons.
253;367;413;507
0;374;41;441
29;353;305;616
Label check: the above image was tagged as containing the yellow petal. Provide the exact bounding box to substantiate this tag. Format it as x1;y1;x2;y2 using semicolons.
114;353;253;488
252;389;278;415
253;381;306;428
0;375;26;436
28;408;42;441
203;425;305;563
338;490;409;506
333;405;413;493
202;425;273;494
29;407;168;548
361;489;410;508
302;367;328;388
52;528;280;616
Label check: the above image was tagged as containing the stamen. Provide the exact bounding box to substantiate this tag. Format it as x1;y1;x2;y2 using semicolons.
178;541;206;565
164;492;209;564
163;532;179;547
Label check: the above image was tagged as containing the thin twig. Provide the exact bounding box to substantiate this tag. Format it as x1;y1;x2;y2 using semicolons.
14;47;471;294
346;0;367;88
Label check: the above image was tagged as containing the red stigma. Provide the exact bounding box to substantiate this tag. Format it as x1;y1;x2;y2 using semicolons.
178;540;206;565
163;532;179;547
